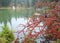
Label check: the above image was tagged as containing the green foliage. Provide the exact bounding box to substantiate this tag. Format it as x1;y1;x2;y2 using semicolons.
0;37;9;43
0;38;5;43
57;39;60;43
0;0;11;7
0;25;15;43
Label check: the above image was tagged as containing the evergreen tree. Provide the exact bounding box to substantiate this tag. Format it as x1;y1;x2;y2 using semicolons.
0;25;15;43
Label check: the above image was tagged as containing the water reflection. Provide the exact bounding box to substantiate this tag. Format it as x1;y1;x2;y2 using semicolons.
0;9;11;24
0;9;34;31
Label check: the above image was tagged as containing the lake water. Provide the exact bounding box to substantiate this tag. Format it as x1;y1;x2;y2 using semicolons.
0;9;35;31
0;8;36;42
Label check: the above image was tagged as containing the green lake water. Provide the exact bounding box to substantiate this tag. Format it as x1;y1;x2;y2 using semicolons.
0;9;35;31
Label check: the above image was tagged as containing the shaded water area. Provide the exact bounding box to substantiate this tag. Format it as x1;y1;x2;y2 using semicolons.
0;8;35;31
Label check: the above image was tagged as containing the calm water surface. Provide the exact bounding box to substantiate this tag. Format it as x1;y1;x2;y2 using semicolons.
0;9;35;31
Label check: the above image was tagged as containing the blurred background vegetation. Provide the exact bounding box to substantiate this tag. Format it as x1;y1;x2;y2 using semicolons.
0;25;15;43
0;0;59;7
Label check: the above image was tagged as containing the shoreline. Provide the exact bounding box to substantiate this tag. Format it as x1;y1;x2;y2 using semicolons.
0;7;33;9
